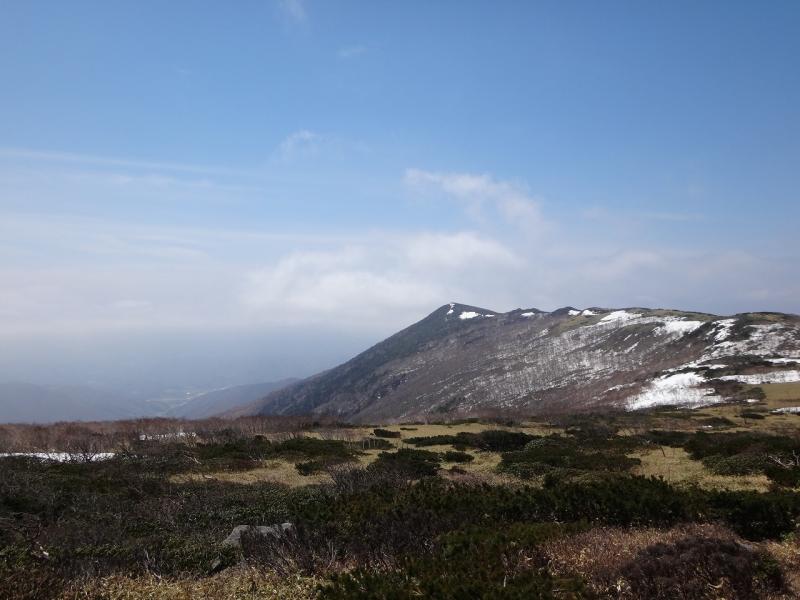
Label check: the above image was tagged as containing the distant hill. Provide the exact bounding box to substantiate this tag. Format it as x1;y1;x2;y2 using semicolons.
236;303;800;422
171;379;298;419
0;382;148;424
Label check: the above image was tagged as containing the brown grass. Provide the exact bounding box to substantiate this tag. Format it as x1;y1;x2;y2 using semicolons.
59;568;319;600
542;524;739;597
170;459;332;487
631;446;772;492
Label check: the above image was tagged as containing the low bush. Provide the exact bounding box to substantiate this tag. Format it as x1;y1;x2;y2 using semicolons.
442;450;473;463
740;411;766;420
620;535;785;599
765;464;800;488
703;453;766;476
372;428;401;439
684;431;799;461
405;430;536;452
370;449;442;479
499;436;641;478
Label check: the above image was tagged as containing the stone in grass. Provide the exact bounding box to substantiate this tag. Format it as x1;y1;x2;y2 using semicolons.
211;522;294;572
221;522;294;548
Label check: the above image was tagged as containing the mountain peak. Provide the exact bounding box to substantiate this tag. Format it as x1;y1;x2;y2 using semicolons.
242;303;800;422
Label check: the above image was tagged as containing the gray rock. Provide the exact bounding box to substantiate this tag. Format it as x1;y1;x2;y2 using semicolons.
221;522;294;548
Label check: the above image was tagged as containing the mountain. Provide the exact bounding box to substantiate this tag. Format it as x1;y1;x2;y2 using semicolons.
237;303;800;422
0;382;149;424
171;379;298;419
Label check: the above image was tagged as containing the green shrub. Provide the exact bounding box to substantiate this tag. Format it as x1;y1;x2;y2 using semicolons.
370;448;441;478
702;453;766;475
684;431;799;461
405;430;536;452
373;428;401;439
442;450;474;463
499;436;640;478
740;411;766;420
765;465;800;487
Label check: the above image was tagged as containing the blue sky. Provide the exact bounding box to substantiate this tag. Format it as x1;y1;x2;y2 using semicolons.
1;1;798;387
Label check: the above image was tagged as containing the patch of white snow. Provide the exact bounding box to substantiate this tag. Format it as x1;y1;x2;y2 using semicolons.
599;310;641;324
717;370;800;384
0;452;115;462
459;311;481;320
627;372;721;410
654;318;704;337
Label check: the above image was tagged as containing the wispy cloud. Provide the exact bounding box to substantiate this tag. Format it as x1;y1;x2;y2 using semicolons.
278;0;306;22
0;147;251;178
405;168;549;233
277;129;320;159
338;45;367;59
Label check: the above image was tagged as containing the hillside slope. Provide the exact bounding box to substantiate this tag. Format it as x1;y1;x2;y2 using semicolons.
238;303;800;422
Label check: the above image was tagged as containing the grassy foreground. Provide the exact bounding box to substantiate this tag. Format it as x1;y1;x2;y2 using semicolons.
3;397;800;599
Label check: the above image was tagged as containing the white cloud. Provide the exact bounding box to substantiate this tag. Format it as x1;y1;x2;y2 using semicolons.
278;0;306;21
240;232;524;327
277;129;321;159
338;45;367;59
405;168;548;233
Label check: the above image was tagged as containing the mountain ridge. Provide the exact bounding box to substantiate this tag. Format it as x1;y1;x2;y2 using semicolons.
235;303;800;422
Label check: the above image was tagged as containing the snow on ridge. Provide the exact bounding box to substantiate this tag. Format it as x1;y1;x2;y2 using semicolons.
627;372;721;410
0;452;115;462
521;312;536;317
711;319;737;342
654;317;704;337
717;370;800;385
599;310;641;324
446;303;455;315
581;309;597;316
702;323;794;361
568;309;580;316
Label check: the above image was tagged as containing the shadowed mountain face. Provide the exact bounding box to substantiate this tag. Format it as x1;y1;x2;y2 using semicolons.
239;303;800;422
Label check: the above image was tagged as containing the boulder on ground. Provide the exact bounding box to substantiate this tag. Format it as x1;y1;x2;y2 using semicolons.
221;522;294;548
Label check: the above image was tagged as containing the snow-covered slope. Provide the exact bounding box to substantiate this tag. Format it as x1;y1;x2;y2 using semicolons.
237;304;800;422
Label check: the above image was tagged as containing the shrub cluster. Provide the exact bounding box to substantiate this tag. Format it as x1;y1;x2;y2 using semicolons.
405;429;537;452
499;436;641;479
372;428;401;439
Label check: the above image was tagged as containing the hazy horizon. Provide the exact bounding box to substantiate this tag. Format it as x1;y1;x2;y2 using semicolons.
2;1;799;396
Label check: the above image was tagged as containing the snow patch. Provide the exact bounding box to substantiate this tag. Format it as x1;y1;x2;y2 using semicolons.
599;310;641;324
520;312;536;317
581;309;597;316
627;373;721;410
446;303;455;315
568;309;580;316
459;311;481;320
711;319;736;342
772;406;800;414
717;370;800;384
654;318;704;337
0;452;115;462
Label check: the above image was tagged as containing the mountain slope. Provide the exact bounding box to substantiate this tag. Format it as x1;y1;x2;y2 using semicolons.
171;379;298;419
240;303;800;422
